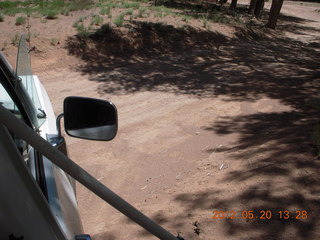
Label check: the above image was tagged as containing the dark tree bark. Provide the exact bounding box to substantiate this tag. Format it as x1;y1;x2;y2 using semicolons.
248;0;257;14
230;0;238;10
267;0;284;29
254;0;265;18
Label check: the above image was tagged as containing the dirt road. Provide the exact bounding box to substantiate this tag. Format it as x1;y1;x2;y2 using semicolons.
39;43;320;240
1;1;320;239
39;3;320;240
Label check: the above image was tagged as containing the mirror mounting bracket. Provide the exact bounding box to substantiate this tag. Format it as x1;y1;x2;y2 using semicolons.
56;113;64;137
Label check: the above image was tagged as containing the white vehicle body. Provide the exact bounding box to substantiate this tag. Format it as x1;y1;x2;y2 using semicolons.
33;75;83;239
0;47;83;239
0;124;69;240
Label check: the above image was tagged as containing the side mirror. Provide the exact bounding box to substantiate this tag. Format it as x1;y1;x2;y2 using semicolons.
63;96;117;141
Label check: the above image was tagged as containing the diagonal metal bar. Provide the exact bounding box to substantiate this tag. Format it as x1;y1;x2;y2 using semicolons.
0;104;180;240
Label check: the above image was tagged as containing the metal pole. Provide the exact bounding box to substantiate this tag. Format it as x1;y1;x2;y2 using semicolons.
0;105;179;240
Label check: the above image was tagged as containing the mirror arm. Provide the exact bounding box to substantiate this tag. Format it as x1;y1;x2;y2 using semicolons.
56;113;64;137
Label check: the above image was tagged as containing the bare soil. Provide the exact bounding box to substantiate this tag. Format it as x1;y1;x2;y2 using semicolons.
1;1;320;239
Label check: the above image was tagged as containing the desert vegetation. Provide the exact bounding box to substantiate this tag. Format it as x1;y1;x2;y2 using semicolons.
0;0;286;38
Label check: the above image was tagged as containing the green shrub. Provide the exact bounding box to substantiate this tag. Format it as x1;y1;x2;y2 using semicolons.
202;17;211;30
3;8;17;16
45;10;58;19
202;18;208;28
106;2;117;8
77;16;87;22
61;7;70;16
210;13;227;23
99;7;111;15
113;13;124;27
0;13;4;22
76;23;91;39
72;21;80;28
125;8;133;15
0;0;95;20
11;33;20;46
181;15;190;22
15;16;26;26
69;0;94;11
121;2;140;9
50;38;59;46
152;6;172;17
138;6;147;17
91;14;103;25
0;1;19;9
94;23;112;36
72;16;87;28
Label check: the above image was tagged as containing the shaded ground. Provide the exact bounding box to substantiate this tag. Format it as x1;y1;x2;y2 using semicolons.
1;1;320;239
65;31;320;239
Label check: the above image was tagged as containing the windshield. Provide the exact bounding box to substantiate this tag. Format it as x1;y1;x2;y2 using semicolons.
16;35;46;128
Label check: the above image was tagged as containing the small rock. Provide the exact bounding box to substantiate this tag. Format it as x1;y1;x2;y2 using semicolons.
219;163;229;170
192;221;202;235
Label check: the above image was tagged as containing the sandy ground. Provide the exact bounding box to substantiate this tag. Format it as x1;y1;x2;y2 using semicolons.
1;1;320;239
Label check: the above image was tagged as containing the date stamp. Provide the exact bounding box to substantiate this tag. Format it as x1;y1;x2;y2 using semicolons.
211;210;308;220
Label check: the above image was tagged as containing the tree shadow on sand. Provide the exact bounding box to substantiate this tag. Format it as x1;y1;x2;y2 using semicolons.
66;19;320;239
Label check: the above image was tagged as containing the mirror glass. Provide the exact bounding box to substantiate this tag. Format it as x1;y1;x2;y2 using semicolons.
63;96;117;141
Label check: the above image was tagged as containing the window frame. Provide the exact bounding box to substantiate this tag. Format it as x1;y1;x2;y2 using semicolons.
0;53;48;198
0;52;43;130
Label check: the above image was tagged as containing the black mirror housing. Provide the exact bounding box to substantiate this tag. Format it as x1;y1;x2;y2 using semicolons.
63;96;117;141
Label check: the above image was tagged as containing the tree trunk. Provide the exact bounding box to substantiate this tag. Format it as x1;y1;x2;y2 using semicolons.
230;0;238;10
249;0;257;14
254;0;265;19
267;0;284;29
